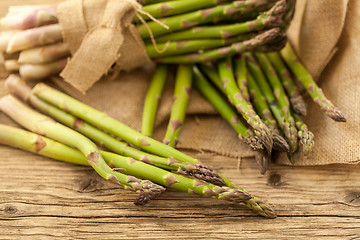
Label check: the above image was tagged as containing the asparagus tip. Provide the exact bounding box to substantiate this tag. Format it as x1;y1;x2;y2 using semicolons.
272;133;290;152
290;96;307;116
255;151;270;175
192;164;226;186
327;108;347;122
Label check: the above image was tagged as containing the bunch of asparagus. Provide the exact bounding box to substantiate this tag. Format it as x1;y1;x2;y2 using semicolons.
0;74;276;218
142;44;346;174
0;0;292;80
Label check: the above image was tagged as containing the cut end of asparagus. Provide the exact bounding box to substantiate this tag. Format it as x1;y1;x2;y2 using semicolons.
4;74;32;102
192;164;226;186
326;108;347;122
272;133;290;152
255;150;270;175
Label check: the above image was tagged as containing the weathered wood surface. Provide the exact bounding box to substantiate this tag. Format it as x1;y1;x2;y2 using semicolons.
1;1;360;239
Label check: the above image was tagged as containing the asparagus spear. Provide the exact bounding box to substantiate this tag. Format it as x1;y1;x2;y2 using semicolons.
217;56;273;154
142;64;168;137
0;124;253;206
245;52;298;161
292;111;314;156
154;28;285;63
140;0;179;6
0;95;164;205
243;58;289;153
19;58;67;80
253;52;298;154
266;51;307;116
4;59;20;72
6;24;62;53
31;83;226;187
163;64;192;147
30;82;276;218
18;42;70;64
0;5;57;30
137;0;277;39
193;65;263;151
6;74;222;185
140;0;228;21
280;42;346;122
0;31;17;52
153;0;287;41
146;36;252;58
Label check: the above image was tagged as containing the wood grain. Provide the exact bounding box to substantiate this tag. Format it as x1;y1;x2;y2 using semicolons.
0;1;360;239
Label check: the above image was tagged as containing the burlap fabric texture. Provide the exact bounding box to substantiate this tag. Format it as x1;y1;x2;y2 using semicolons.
53;0;359;165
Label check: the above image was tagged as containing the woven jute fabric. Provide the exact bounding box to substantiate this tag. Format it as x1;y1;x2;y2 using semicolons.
52;0;359;165
57;0;151;94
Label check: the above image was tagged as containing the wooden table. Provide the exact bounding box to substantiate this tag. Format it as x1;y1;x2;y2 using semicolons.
1;1;360;239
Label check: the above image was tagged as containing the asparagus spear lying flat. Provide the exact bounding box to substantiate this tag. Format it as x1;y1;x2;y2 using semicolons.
280;42;346;122
27;82;276;218
5;74;222;185
0;124;253;207
0;95;165;205
163;64;192;147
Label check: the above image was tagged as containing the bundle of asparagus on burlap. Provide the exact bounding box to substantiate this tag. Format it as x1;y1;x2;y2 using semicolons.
0;0;289;83
141;45;346;174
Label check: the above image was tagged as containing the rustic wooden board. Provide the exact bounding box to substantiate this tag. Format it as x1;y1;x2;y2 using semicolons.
1;1;360;239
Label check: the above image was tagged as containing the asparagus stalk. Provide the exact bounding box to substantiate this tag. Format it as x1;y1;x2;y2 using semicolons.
154;28;285;63
217;56;273;154
137;0;277;39
140;0;179;6
30;82;276;218
0;124;253;207
152;0;287;41
234;54;251;103
245;52;298;162
280;42;346;122
163;64;192;147
253;52;298;153
292;111;314;156
6;24;62;53
243;58;289;153
0;31;17;52
4;59;20;72
18;42;70;64
140;0;228;21
19;58;67;80
193;66;263;151
0;5;57;30
142;64;168;137
31;83;226;186
146;36;252;58
266;51;307;115
0;95;164;204
6;74;223;185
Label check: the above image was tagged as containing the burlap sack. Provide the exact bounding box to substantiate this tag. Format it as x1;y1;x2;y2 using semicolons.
52;0;359;165
57;0;151;94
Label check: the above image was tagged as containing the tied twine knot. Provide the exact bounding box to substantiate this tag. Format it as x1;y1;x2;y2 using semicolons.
57;0;169;94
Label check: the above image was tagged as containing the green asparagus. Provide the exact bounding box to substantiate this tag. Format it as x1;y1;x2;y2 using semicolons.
163;64;192;147
0;95;164;205
141;64;168;137
280;42;346;122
